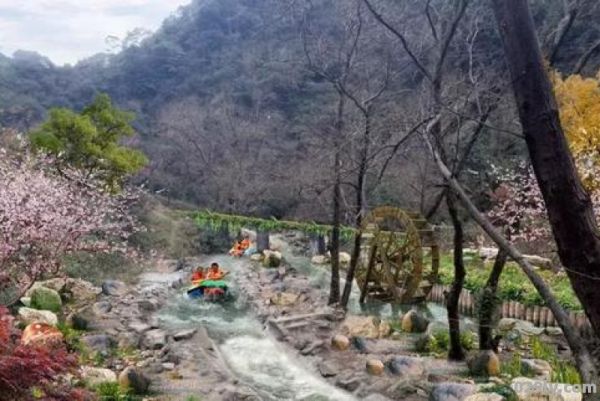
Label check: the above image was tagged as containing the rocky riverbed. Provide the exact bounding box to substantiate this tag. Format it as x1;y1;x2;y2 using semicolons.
13;234;580;401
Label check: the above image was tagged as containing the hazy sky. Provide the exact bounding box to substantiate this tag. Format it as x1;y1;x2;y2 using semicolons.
0;0;191;66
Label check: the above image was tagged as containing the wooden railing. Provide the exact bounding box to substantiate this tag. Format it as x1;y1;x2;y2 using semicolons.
427;284;593;337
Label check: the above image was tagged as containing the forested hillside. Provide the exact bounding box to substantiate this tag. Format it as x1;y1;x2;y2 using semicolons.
1;0;599;222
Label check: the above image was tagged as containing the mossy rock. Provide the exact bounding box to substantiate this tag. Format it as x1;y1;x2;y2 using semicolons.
401;310;430;333
30;286;62;313
468;350;501;377
262;250;282;268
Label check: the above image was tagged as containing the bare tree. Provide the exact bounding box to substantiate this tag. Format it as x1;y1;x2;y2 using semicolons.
302;0;364;304
363;0;474;361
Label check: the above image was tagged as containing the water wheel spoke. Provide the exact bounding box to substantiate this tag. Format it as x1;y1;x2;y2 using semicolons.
355;206;438;304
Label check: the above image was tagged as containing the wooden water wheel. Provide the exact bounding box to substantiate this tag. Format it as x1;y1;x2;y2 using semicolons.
355;206;439;304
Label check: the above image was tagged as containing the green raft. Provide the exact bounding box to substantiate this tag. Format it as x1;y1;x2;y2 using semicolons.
187;279;229;301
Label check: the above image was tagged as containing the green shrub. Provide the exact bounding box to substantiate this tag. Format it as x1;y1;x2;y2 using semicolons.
481;384;519;401
431;330;450;353
415;330;475;354
56;322;84;352
502;353;527;377
460;331;476;351
94;382;137;401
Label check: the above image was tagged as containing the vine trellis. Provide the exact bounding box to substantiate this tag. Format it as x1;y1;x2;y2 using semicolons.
193;210;356;239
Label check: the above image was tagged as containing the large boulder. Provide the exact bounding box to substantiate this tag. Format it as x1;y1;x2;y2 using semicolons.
498;318;544;336
66;311;89;331
18;307;58;326
143;329;168;350
92;301;112;314
311;255;329;265
514;320;544;336
521;359;553;380
21;323;64;346
80;366;117;387
386;356;425;378
81;334;115;356
331;334;351;351
118;367;150;395
262;250;283;268
117;332;140;349
318;361;338;378
30;286;62;312
544;326;563;337
429;382;476;401
497;318;518;332
66;305;101;331
173;328;197;341
66;278;102;303
467;351;501;377
36;278;101;304
270;292;298;306
101;280;128;296
339;252;352;266
352;336;370;353
340;315;388;339
129;321;151;334
366;359;385;376
401;310;431;333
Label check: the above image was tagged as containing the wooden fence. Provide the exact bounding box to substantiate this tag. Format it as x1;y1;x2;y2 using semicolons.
427;284;593;337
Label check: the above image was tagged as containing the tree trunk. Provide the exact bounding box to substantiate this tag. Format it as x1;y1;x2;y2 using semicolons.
311;234;327;256
492;0;600;343
479;249;508;351
329;161;341;305
257;231;270;253
341;113;370;308
446;193;466;361
329;93;345;306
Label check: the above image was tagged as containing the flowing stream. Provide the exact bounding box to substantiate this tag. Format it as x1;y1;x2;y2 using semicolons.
149;244;472;400
153;254;356;401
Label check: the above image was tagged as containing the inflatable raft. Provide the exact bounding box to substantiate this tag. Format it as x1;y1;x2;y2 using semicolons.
187;280;230;302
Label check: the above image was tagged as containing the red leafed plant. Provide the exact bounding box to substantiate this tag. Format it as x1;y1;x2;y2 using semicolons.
0;307;87;401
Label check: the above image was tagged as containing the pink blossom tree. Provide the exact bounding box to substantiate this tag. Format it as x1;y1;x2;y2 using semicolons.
488;156;600;245
0;149;138;305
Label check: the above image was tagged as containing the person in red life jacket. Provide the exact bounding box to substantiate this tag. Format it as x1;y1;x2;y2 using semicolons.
191;267;205;283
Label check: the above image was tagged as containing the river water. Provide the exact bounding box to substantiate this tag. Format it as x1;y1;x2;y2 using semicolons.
151;248;469;400
154;254;355;401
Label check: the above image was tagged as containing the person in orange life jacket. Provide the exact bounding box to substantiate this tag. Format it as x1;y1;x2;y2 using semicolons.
207;262;226;279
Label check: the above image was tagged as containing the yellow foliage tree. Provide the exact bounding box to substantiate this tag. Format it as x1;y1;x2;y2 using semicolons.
552;70;600;189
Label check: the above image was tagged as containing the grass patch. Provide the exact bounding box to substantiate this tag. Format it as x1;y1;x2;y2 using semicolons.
94;382;138;401
530;337;581;384
414;330;476;355
437;253;581;310
501;353;532;378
